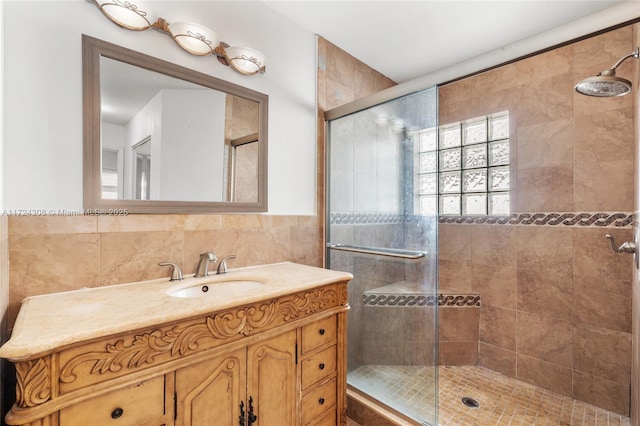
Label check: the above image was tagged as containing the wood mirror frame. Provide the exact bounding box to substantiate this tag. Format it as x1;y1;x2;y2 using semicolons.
82;34;268;214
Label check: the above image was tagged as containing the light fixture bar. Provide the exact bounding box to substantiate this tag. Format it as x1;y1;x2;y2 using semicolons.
90;1;266;76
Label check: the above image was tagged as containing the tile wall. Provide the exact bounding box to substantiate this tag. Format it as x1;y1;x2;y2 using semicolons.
6;214;322;329
438;25;637;415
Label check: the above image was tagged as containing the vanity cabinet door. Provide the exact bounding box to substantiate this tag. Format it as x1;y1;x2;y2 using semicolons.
58;375;168;426
247;330;297;426
175;348;246;426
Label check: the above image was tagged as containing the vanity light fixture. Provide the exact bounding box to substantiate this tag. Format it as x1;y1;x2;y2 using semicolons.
215;44;267;75
94;0;157;31
167;22;219;56
90;0;266;75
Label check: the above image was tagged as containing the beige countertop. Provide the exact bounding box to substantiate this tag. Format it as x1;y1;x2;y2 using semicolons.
0;262;353;360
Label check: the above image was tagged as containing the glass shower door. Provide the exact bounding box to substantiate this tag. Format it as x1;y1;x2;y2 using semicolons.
326;87;438;425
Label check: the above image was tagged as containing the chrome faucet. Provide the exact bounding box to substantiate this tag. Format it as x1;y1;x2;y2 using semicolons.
216;255;237;275
195;252;217;277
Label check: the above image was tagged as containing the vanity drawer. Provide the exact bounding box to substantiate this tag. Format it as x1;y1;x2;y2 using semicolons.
59;376;166;426
301;378;336;425
301;315;336;354
313;409;337;426
301;345;336;389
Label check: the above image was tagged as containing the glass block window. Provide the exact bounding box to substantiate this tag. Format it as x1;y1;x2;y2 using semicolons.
415;112;510;216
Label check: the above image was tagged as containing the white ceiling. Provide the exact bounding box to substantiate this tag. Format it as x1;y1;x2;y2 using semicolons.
263;0;628;83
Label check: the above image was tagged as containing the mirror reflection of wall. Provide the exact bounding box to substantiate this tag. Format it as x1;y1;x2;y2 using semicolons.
229;137;259;202
99;55;260;203
133;137;151;200
101;149;120;199
225;96;260;202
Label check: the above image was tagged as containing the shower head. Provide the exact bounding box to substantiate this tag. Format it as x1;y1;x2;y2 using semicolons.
574;47;639;97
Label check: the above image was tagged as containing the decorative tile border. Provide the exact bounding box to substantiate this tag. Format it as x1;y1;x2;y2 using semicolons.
439;212;633;227
332;212;633;227
330;212;404;225
362;293;480;307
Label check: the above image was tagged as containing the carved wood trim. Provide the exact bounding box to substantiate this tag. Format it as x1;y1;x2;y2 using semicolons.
59;285;341;386
15;358;51;408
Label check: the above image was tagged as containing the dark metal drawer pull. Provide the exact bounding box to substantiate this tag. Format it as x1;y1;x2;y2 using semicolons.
319;363;325;370
111;407;124;419
319;398;325;405
319;329;325;335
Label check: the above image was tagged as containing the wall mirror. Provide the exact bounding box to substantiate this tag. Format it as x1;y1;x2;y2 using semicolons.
83;35;268;213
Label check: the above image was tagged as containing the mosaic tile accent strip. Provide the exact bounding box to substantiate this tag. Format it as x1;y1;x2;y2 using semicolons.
363;293;480;307
439;212;633;227
332;212;633;227
330;212;404;225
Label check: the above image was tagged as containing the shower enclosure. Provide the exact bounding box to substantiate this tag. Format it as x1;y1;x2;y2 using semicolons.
326;87;439;425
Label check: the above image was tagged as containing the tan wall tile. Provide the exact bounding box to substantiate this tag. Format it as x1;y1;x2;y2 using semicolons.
516;45;573;84
290;226;322;267
478;342;516;377
517;267;573;322
439;342;478;366
182;215;222;231
244;227;291;265
221;214;265;229
471;226;517;268
354;62;378;99
517;118;574;170
573;274;632;333
574;158;634;212
517;311;573;367
516;226;573;272
471;264;517;309
516;165;574;211
573;370;630;416
573;323;631;384
9;233;101;324
479;305;516;350
100;231;184;285
516;353;573;397
9;215;97;235
438;258;472;292
439;224;471;260
516;72;574;128
325;42;356;90
97;214;186;233
438;307;480;342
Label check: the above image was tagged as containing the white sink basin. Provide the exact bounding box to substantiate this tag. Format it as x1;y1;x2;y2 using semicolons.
168;277;266;298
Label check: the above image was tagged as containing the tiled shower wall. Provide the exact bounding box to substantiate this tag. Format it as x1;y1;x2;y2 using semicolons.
438;25;637;415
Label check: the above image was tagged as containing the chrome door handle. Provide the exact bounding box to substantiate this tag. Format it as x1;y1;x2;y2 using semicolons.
605;234;636;254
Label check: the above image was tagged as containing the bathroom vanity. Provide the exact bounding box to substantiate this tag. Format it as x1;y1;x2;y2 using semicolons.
0;262;352;426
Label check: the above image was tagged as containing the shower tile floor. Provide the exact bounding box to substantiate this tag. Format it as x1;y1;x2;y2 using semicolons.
348;365;630;426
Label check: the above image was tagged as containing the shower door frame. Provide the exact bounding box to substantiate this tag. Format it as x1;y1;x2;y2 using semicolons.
324;86;440;426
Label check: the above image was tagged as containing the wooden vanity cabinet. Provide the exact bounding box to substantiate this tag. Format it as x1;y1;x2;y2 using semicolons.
59;375;171;426
3;279;349;426
175;330;297;426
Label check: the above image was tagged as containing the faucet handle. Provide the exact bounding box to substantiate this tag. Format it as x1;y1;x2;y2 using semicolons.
158;262;184;281
216;255;237;275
